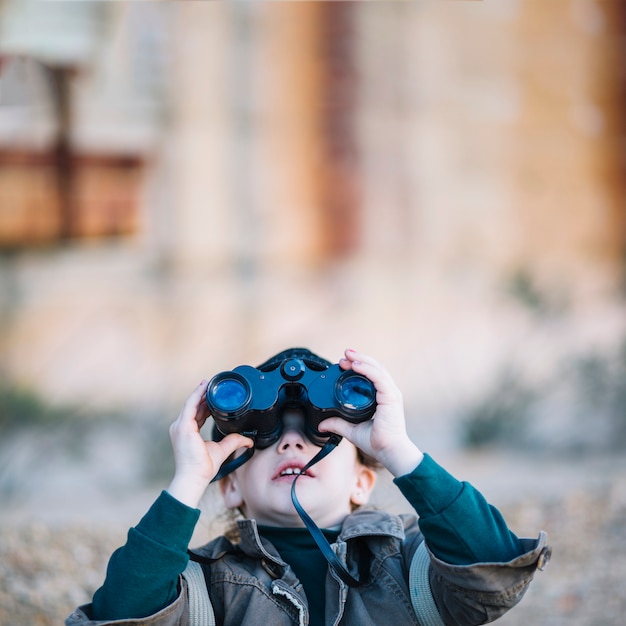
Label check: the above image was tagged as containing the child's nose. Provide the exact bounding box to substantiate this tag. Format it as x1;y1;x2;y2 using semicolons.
278;428;306;451
278;410;307;450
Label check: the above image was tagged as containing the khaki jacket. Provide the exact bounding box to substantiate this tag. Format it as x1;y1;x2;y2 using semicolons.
66;509;550;626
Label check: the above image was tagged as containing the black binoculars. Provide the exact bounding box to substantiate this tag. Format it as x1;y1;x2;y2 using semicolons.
206;357;377;448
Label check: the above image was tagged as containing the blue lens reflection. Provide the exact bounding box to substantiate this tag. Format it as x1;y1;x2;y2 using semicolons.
211;378;249;412
337;376;375;410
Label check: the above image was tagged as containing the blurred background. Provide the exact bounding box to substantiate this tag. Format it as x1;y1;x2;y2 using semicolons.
0;1;625;624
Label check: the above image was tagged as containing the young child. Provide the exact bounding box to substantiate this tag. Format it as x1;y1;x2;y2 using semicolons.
66;348;550;626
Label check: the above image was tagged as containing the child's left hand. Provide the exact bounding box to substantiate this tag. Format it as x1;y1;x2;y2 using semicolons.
318;349;424;477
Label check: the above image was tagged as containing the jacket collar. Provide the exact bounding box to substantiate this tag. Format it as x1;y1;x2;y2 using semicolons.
192;508;407;565
338;508;406;542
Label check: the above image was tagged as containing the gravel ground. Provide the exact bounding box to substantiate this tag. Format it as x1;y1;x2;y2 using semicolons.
1;451;625;626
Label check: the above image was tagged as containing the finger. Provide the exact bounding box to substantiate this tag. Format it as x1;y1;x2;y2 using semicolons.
318;417;356;439
179;380;208;412
318;417;374;458
338;357;351;371
216;433;254;461
194;398;212;429
339;348;364;370
344;354;399;396
188;379;209;406
340;349;387;377
176;380;209;427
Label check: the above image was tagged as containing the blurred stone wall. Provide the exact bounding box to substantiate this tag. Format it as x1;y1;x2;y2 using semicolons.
357;0;625;285
0;0;624;422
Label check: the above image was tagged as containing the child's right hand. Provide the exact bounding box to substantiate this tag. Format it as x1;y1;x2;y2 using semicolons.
166;380;253;508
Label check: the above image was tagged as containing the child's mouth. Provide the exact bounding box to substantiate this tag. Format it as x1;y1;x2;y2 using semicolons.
273;463;313;480
280;467;307;477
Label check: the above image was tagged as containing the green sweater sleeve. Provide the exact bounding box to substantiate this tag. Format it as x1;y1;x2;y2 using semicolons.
91;490;200;620
393;454;523;565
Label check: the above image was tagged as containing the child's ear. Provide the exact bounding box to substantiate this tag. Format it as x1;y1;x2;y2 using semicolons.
219;474;245;510
350;464;377;507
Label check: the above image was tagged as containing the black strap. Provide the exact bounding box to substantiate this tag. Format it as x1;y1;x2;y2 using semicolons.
290;435;362;587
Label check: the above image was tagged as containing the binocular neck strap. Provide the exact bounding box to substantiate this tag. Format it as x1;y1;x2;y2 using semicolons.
290;434;363;588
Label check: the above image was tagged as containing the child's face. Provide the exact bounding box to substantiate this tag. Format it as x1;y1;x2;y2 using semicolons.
220;409;377;528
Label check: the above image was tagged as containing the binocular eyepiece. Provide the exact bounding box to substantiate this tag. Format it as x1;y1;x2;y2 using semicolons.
206;357;377;448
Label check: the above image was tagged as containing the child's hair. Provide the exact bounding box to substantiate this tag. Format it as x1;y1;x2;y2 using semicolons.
256;347;333;372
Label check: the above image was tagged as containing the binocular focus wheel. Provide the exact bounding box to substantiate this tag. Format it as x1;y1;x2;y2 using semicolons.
280;358;306;381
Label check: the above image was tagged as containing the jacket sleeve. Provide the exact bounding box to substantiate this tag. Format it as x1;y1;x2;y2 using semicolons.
65;563;217;626
65;491;201;625
394;454;524;565
425;532;551;625
396;455;551;625
65;578;190;626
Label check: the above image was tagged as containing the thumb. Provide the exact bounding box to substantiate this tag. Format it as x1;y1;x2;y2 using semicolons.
216;433;254;461
318;417;355;440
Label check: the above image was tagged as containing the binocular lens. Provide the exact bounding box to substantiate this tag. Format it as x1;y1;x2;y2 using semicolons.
336;374;376;412
208;374;251;416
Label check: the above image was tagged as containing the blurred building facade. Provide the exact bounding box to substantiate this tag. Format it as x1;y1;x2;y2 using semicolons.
0;0;624;416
